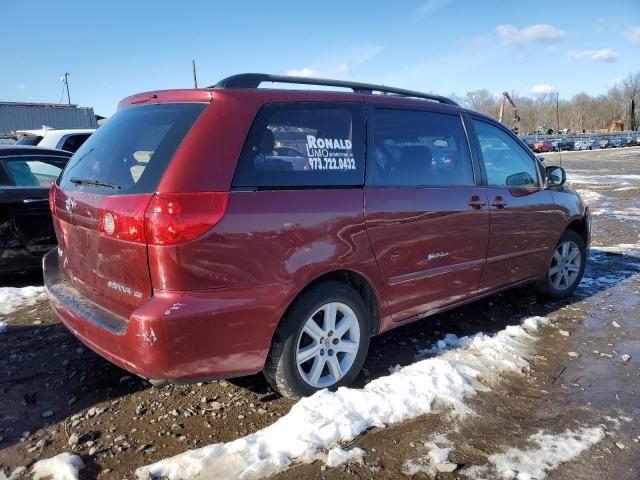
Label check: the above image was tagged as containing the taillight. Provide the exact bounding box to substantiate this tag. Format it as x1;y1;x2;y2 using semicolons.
144;192;229;246
49;183;57;215
98;192;228;245
99;195;152;243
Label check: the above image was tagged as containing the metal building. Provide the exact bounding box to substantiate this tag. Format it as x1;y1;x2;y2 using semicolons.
0;101;98;134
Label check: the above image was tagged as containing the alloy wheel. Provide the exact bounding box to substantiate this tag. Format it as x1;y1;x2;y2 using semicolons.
295;302;360;388
549;240;582;290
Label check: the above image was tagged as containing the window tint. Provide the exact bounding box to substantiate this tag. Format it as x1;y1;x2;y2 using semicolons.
472;119;540;188
59;103;205;195
5;157;67;187
61;134;91;153
367;109;474;187
233;103;364;188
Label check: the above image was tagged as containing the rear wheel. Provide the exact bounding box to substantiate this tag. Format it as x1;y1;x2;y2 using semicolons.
537;230;586;298
264;281;370;399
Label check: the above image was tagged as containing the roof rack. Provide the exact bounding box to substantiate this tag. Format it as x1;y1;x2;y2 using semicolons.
211;73;459;106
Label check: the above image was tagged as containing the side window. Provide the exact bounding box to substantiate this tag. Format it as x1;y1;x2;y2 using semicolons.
233;103;365;188
471;119;540;188
61;134;90;153
367;108;474;187
5;157;66;187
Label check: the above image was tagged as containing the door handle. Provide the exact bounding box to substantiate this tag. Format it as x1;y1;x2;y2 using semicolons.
467;195;487;210
23;198;49;204
491;196;508;209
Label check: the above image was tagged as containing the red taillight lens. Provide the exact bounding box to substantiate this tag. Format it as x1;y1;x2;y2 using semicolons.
98;192;228;245
144;192;229;246
49;183;57;215
99;195;152;243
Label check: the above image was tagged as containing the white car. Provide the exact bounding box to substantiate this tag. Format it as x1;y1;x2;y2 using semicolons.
15;128;96;153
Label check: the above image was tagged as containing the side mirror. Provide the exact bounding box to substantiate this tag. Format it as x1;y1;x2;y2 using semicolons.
546;165;566;187
535;154;545;164
506;171;535;187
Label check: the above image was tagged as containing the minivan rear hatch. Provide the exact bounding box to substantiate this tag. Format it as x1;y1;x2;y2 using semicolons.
51;103;206;319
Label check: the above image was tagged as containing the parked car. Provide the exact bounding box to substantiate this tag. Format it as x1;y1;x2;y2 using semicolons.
533;141;553;153
610;137;624;148
15;128;96;153
599;138;610;149
523;138;536;151
0;146;71;273
44;74;590;398
574;139;593;150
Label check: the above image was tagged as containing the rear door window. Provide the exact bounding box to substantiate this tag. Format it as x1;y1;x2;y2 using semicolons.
233;103;365;188
4;157;67;187
58;103;205;195
60;134;91;153
367;108;474;187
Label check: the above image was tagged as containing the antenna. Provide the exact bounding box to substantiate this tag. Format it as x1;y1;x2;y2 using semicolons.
192;60;198;89
60;72;71;105
556;91;562;166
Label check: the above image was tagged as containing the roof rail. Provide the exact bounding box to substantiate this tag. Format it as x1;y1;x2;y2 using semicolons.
210;73;459;106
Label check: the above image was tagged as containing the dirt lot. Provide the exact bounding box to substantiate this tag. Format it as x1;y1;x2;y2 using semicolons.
1;147;639;479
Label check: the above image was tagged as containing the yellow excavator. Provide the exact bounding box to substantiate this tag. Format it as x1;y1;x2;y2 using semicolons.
498;91;520;132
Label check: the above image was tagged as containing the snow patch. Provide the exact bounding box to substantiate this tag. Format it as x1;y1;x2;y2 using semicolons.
136;316;549;480
575;189;603;205
465;427;604;480
323;447;365;467
403;434;454;476
32;453;85;480
568;173;640;185
0;286;46;317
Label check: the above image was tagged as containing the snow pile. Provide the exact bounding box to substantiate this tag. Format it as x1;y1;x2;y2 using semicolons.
465;427;604;480
0;286;46;317
136;316;549;480
32;453;85;480
402;434;455;476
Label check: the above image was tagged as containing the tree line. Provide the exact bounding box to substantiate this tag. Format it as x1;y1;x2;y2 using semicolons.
454;71;640;135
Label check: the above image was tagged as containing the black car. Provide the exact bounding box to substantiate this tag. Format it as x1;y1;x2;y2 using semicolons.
0;146;71;273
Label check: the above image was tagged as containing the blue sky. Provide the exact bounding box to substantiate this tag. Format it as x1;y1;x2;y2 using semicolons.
2;0;639;116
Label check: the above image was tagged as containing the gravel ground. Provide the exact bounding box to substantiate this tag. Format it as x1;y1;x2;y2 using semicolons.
1;147;639;479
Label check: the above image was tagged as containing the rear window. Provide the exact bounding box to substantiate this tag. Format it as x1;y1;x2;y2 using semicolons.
16;136;42;146
58;103;205;195
233;103;365;188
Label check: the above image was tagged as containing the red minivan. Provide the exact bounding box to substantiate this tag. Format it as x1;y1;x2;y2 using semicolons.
44;74;590;398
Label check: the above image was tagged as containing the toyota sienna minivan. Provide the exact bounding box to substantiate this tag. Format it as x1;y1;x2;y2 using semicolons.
45;74;590;398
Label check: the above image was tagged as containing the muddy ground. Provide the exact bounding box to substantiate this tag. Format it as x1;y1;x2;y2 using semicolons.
1;147;639;479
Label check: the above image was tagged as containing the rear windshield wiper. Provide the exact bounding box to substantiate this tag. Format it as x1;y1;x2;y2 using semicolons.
70;177;121;190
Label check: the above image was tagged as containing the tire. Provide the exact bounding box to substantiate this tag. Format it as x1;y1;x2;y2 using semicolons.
263;281;371;399
536;230;586;298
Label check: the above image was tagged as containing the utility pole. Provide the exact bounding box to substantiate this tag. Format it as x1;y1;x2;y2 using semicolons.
61;72;71;105
556;91;562;166
192;60;198;89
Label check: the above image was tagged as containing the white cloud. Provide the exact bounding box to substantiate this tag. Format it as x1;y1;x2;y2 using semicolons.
567;48;619;62
530;84;556;95
497;24;566;45
415;0;452;16
16;84;25;90
286;46;383;79
609;77;624;88
286;64;350;78
625;26;640;44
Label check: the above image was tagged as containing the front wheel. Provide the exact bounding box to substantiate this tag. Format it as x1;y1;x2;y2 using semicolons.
264;281;371;399
536;230;586;298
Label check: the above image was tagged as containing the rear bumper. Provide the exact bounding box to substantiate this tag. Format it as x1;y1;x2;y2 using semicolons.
43;249;294;381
